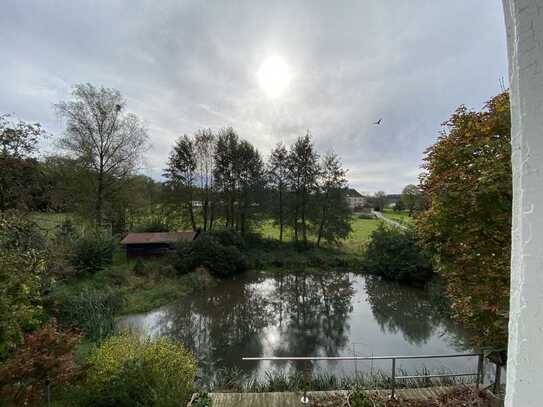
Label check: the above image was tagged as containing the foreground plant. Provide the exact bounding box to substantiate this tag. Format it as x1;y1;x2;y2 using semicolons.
0;212;48;357
80;334;197;406
0;320;82;406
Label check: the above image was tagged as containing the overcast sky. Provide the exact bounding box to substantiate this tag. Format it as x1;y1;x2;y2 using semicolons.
0;1;508;193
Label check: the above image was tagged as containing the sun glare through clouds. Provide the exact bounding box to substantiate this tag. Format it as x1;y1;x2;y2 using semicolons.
257;55;291;99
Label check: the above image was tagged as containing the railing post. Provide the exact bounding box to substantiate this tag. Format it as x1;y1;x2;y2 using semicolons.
476;353;484;389
391;357;396;400
493;362;501;395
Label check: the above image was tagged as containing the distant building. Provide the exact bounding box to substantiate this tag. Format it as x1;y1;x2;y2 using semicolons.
120;231;199;257
345;188;366;211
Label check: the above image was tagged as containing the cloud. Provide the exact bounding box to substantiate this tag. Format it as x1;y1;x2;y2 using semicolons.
0;0;508;193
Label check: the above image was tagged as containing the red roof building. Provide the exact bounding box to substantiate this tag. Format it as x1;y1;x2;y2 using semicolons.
121;231;198;257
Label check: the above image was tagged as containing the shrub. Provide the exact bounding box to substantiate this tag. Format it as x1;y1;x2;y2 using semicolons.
133;258;145;275
175;234;248;278
56;288;124;341
81;334;197;406
208;229;246;249
71;233;116;274
362;224;433;282
0;320;81;406
0;212;47;357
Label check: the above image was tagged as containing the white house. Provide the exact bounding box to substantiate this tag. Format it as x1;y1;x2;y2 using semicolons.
345;189;366;210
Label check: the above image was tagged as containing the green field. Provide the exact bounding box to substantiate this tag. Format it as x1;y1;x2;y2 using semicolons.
381;208;412;225
258;215;381;253
31;211;383;254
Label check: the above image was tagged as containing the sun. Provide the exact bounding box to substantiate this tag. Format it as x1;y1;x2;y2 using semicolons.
257;55;291;99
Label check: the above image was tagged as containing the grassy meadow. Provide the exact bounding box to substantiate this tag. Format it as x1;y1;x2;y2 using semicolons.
381;208;413;225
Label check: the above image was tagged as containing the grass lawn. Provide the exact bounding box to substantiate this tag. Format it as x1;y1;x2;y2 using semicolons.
381;208;413;225
31;211;383;254
257;215;382;254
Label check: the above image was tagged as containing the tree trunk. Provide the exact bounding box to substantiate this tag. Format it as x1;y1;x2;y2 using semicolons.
301;190;307;245
317;206;326;248
279;187;284;242
202;198;208;231
293;198;299;242
96;170;104;226
187;188;196;231
209;199;215;231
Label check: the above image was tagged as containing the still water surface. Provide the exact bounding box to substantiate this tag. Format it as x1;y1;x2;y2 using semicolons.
118;271;475;382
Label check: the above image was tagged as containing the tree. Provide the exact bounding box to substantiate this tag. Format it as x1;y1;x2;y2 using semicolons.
40;155;95;214
213;128;264;234
194;129;216;231
236;140;264;234
372;191;386;212
362;224;433;282
287;132;319;244
214;128;240;230
164;135;197;230
0;114;47;211
267;143;289;241
401;184;422;215
55;83;148;225
417;91;511;348
315;152;352;246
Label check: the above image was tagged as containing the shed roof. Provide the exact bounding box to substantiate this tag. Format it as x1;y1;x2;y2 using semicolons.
120;231;197;245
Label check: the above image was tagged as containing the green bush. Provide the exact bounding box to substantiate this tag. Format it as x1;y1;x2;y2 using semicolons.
56;288;124;341
71;233;116;274
208;230;246;249
175;234;248;278
0;212;47;357
81;334;197;406
362;224;433;282
133;258;145;276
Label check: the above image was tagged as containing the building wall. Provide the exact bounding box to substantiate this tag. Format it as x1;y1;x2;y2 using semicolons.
347;196;366;209
503;1;543;405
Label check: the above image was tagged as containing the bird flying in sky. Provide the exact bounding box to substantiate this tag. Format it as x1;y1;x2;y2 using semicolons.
373;118;382;125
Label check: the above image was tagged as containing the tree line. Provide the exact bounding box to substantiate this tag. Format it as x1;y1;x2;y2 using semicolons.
164;127;352;245
1;83;351;246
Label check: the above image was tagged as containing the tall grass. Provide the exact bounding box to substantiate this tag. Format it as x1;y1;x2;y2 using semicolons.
58;287;124;341
205;367;475;393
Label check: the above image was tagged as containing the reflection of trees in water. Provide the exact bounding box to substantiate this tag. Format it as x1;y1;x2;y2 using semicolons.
156;271;354;380
364;276;470;350
271;272;353;374
159;274;274;379
364;276;444;345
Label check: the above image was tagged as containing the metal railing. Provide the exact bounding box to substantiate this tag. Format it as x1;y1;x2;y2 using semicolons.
242;352;485;400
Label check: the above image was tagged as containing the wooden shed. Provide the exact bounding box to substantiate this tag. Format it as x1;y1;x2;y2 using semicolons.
120;231;198;257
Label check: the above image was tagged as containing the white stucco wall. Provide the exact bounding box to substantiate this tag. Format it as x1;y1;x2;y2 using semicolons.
503;1;543;405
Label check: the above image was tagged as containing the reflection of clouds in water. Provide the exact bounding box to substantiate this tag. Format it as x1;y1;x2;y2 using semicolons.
116;272;473;382
117;307;169;339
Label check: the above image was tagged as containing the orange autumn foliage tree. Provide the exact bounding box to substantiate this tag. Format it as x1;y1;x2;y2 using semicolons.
417;92;511;348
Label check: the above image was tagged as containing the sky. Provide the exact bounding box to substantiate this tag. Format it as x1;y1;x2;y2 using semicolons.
0;1;508;193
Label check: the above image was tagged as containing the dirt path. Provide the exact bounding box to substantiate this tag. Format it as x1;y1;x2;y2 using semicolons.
373;210;408;230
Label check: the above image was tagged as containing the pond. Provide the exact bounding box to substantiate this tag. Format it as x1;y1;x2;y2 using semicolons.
117;271;475;383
